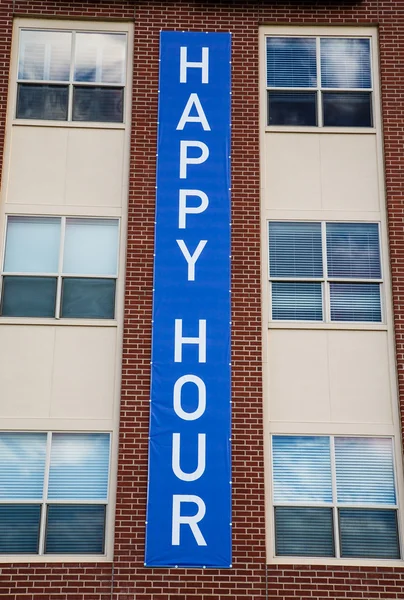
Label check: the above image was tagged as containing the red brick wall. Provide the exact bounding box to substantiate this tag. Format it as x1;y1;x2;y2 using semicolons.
1;1;404;599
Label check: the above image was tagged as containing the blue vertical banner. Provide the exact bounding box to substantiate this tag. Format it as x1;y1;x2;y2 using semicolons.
145;31;232;568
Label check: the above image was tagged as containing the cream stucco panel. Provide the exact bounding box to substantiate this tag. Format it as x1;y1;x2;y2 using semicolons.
263;133;379;214
50;326;117;420
7;126;68;205
65;128;125;208
264;133;322;211
268;329;331;423
320;135;380;212
328;330;392;424
0;325;54;417
268;329;393;427
5;126;125;209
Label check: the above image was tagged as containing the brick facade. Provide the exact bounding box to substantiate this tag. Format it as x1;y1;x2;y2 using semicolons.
1;1;404;599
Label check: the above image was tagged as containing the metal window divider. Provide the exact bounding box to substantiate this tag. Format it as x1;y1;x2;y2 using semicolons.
316;37;323;127
55;216;66;319
38;432;52;555
329;436;341;558
67;32;76;122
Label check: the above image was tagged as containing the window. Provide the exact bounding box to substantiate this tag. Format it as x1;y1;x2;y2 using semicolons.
266;36;373;127
0;432;110;554
1;216;119;319
16;29;127;122
268;221;382;323
272;436;400;559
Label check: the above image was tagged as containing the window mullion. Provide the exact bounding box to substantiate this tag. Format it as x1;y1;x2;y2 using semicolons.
321;222;329;322
38;432;52;555
316;37;322;127
0;214;7;312
55;216;66;319
330;436;340;558
68;31;76;122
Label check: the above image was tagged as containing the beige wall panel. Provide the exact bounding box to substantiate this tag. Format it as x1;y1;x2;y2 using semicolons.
0;325;54;418
264;134;321;211
65;128;124;208
328;330;392;425
320;135;379;212
268;329;331;422
50;327;117;420
7;127;68;205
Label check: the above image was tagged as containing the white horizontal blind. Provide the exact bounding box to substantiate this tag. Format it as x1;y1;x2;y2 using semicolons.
320;38;371;89
272;435;400;559
272;282;322;321
335;437;396;505
74;33;126;85
269;222;322;278
272;436;332;503
48;433;110;500
275;506;334;557
19;30;71;81
339;508;399;559
0;432;46;499
266;37;317;88
329;282;381;322
326;222;381;279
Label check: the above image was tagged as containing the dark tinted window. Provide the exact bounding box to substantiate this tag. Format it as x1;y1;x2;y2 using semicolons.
268;92;317;126
16;84;68;120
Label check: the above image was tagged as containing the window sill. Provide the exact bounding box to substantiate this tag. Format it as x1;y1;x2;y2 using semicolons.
268;321;387;331
269;556;403;567
265;125;376;134
0;317;118;327
0;554;112;563
12;119;126;130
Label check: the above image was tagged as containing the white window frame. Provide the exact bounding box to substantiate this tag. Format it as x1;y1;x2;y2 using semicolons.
9;18;132;130
15;27;128;123
0;215;120;320
271;434;400;560
268;220;384;324
266;33;375;129
0;431;111;557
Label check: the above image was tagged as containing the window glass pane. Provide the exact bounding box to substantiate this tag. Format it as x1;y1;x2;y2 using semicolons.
74;33;126;84
63;218;118;276
18;30;71;81
330;282;381;322
48;433;110;500
267;38;317;87
61;278;116;319
321;38;371;89
16;83;68;120
322;92;372;127
272;436;332;503
269;222;322;278
45;504;106;554
72;86;124;122
0;505;41;553
339;509;400;559
0;432;46;499
1;276;57;318
335;437;396;505
4;216;61;273
326;223;381;279
275;507;334;557
272;282;323;321
268;91;317;126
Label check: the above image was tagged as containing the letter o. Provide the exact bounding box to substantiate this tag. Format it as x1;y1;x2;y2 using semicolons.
173;375;206;421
